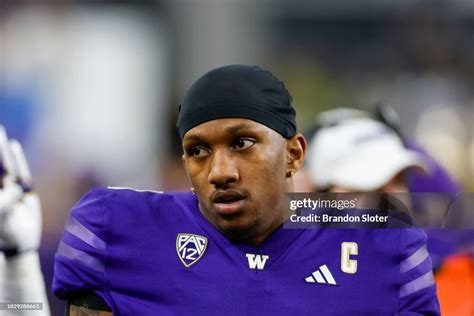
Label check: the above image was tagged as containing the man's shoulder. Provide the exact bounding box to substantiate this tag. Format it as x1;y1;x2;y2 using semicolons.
78;186;195;209
53;187;201;300
70;187;198;226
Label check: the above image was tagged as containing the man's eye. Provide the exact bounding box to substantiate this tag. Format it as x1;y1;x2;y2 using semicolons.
232;138;255;151
188;146;209;157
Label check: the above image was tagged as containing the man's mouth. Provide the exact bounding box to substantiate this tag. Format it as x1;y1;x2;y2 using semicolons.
211;190;247;216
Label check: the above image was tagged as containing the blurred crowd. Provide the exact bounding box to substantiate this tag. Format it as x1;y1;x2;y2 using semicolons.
0;0;473;314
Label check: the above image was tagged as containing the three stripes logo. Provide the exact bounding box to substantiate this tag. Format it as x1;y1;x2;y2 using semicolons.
305;264;338;285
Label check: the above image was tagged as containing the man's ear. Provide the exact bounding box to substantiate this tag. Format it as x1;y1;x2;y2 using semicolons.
286;133;307;178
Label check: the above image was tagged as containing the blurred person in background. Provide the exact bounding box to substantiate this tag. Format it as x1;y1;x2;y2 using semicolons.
295;106;473;315
0;126;50;316
53;65;439;315
302;107;429;193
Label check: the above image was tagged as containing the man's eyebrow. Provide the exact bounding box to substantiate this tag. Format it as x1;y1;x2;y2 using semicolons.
225;124;254;134
183;134;204;143
183;123;256;143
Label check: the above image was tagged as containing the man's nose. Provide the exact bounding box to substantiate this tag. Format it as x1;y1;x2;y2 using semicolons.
208;149;239;188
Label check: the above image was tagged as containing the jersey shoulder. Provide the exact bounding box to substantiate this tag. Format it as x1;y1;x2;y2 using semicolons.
104;186;196;211
398;228;440;314
71;186;196;221
53;187;197;300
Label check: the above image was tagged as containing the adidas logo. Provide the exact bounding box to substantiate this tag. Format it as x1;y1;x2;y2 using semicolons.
305;264;337;285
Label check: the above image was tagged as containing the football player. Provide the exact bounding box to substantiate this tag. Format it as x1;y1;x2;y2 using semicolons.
53;65;440;315
0;126;51;316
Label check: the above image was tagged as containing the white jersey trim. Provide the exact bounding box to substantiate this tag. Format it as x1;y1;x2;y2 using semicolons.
107;186;164;194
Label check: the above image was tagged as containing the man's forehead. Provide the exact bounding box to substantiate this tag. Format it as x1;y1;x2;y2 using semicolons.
182;118;271;141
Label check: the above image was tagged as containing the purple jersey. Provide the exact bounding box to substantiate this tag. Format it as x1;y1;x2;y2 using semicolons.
53;187;439;315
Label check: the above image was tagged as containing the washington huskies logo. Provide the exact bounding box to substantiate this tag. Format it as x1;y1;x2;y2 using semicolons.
176;233;208;268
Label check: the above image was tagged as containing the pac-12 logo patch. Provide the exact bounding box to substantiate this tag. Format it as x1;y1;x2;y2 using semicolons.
176;233;208;268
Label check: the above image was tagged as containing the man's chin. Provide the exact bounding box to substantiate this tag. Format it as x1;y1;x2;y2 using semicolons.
199;202;259;243
217;221;259;244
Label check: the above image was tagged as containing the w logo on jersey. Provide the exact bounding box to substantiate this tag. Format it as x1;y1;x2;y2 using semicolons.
245;253;270;270
176;233;208;268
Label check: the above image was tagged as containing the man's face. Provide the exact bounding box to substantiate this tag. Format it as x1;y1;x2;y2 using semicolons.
182;118;290;245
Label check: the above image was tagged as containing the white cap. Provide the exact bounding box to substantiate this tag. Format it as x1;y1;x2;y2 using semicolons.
307;117;429;191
